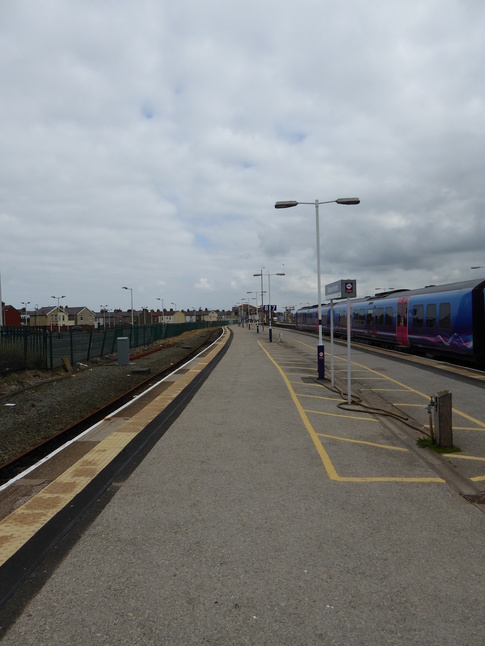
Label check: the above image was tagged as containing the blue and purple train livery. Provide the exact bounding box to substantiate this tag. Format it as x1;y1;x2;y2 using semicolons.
294;278;485;366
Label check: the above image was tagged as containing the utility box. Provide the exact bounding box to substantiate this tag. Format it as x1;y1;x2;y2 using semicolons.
117;337;130;366
434;390;453;448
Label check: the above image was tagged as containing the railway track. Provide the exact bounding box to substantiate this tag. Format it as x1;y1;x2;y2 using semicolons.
0;328;222;485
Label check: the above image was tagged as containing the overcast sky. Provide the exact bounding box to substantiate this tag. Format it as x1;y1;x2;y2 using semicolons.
1;0;484;315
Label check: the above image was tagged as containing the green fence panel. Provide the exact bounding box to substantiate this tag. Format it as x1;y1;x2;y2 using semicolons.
1;321;228;372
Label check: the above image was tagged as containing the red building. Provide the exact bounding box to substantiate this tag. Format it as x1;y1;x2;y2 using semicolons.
1;303;22;326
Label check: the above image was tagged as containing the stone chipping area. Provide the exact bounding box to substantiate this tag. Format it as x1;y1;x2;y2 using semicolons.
0;329;219;466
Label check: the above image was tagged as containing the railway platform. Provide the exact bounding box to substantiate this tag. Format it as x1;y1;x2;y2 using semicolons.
0;324;484;644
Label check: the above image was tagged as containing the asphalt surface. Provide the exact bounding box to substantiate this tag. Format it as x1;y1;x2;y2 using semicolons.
1;324;484;644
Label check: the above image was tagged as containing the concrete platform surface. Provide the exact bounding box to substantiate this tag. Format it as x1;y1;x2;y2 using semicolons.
1;325;484;645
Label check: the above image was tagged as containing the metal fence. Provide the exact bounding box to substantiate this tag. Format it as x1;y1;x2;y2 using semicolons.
0;321;229;373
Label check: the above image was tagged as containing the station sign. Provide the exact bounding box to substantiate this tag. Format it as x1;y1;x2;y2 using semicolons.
263;304;277;312
325;279;357;299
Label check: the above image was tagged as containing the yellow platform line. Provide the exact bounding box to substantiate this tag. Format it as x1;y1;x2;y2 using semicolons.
0;330;230;567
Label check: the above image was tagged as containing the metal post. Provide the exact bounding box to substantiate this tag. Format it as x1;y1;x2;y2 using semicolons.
347;297;352;404
260;267;265;330
434;390;453;448
268;273;272;342
275;197;360;381
330;299;335;386
315;199;324;379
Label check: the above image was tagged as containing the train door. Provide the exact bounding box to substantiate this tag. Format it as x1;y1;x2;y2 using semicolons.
397;297;410;345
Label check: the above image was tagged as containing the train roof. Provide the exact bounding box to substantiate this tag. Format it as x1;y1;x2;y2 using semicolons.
295;278;485;311
398;277;485;297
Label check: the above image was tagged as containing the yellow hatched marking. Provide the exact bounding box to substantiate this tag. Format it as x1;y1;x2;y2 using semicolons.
348;376;388;380
294;335;485;441
258;342;444;484
349;359;485;431
305;409;380;422
394;403;427;408
316;433;408;451
297;393;342;402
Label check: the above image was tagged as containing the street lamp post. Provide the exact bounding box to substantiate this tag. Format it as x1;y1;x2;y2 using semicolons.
156;298;165;325
246;291;254;328
51;295;66;336
253;291;266;332
21;301;30;326
253;267;265;328
101;305;108;328
266;272;285;342
122;287;134;326
275;198;360;378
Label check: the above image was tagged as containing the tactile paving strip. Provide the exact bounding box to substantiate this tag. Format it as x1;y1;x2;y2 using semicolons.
0;330;230;567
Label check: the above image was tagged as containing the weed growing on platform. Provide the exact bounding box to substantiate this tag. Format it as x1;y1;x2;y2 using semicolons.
417;437;461;453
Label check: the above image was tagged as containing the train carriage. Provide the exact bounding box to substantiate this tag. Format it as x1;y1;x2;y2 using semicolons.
294;279;485;367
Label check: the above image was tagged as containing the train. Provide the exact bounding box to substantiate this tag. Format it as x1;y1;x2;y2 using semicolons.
294;278;485;367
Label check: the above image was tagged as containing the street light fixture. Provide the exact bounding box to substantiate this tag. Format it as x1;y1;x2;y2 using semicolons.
51;295;66;336
156;298;165;325
122;287;134;326
275;197;360;378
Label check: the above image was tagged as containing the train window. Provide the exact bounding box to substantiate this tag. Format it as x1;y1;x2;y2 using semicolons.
426;304;436;328
375;308;384;326
353;311;359;324
439;303;451;328
385;307;393;326
359;309;365;325
412;304;424;327
366;309;374;325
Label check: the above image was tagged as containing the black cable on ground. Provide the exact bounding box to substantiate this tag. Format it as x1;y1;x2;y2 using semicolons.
315;378;431;438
